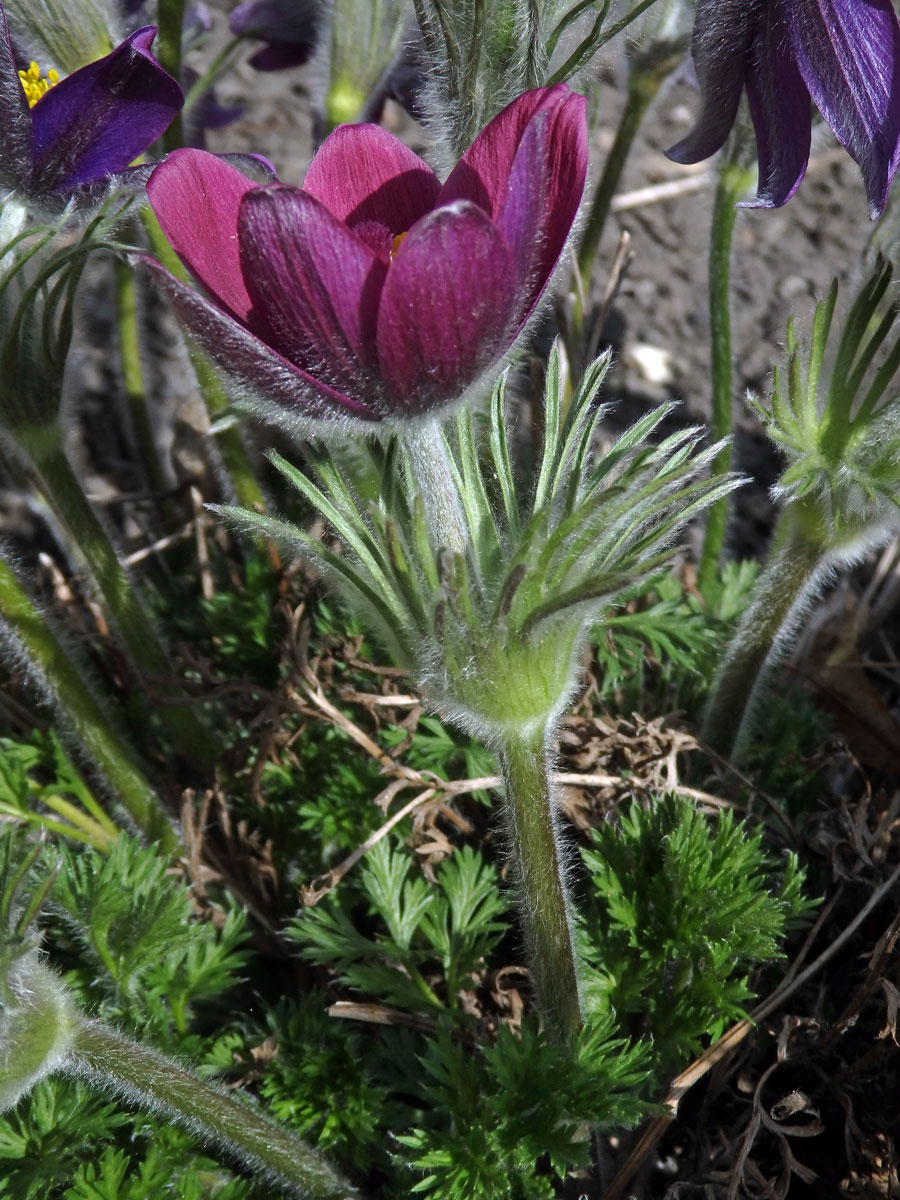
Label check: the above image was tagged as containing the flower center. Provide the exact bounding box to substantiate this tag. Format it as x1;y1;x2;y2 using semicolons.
390;231;408;260
18;61;59;108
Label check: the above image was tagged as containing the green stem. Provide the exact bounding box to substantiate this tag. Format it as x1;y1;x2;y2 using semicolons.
187;348;268;512
35;793;117;851
0;556;177;851
701;511;825;761
17;423;215;762
697;158;756;594
115;257;173;512
183;36;244;117
498;723;582;1041
576;67;661;287
155;0;186;151
403;419;469;555
71;1021;361;1200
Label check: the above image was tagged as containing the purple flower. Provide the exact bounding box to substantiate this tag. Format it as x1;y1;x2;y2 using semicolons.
228;0;318;72
143;85;587;425
667;0;900;216
0;4;183;210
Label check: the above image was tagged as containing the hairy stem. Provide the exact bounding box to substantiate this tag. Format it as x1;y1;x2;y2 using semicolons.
498;723;582;1041
155;0;186;151
0;555;177;850
702;513;825;761
115;257;173;513
403;419;470;556
18;423;215;762
576;66;661;286
697;158;756;593
71;1020;361;1199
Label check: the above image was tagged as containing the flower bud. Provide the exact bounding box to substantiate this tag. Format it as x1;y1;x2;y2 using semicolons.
623;0;692;77
752;257;900;554
312;0;409;132
1;0;118;75
0;951;76;1111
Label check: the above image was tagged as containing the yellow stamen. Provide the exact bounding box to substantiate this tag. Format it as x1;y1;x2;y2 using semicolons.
390;231;408;260
18;61;59;108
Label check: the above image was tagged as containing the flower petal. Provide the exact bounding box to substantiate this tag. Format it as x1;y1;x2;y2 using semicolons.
238;184;387;400
376;200;515;414
667;0;762;163
439;83;585;219
495;99;587;326
138;255;379;421
147;149;259;323
742;3;812;208
29;26;183;197
301;122;440;235
784;0;900;217
0;6;32;195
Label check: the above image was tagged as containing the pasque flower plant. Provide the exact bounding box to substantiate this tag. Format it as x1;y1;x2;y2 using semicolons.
668;0;900;215
704;257;900;759
0;2;182;214
143;83;587;428
146;77;739;1041
221;347;737;1040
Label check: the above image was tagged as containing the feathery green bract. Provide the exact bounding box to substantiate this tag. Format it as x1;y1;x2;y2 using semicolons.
220;345;737;744
751;256;900;549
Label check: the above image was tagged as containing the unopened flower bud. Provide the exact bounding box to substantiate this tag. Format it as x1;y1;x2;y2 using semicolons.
0;952;76;1112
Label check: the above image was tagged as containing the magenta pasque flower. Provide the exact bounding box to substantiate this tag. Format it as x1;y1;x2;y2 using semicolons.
667;0;900;216
144;84;587;424
0;4;182;210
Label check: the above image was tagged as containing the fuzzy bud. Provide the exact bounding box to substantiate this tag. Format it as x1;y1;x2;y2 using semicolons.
1;0;119;75
0;952;76;1112
312;0;410;132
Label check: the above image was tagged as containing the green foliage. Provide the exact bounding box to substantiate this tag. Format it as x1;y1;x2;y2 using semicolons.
383;717;497;805
0;1079;130;1199
62;1140;252;1200
290;840;507;1015
395;1015;650;1199
739;690;832;816
50;835;249;1046
0;732;117;851
257;997;397;1171
580;795;813;1078
195;554;284;688
264;723;386;875
592;560;760;715
284;835;654;1196
0;1114;259;1200
704;558;760;623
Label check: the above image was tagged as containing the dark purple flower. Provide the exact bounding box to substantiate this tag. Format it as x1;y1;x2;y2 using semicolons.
0;4;183;210
667;0;900;215
229;0;318;72
143;85;588;425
